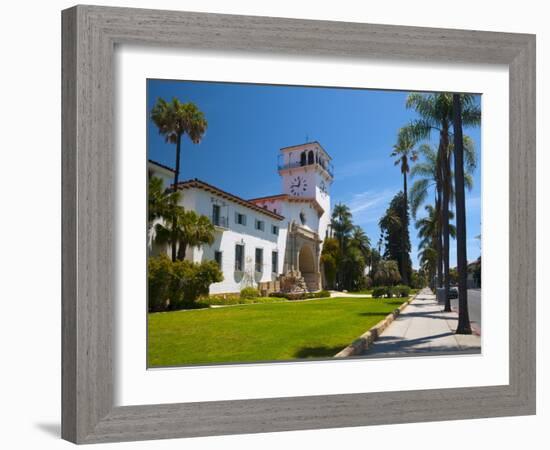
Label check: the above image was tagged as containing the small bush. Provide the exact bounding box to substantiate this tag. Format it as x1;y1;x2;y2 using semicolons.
384;286;395;298
240;287;260;299
395;285;411;297
372;287;386;298
148;255;223;311
268;290;331;300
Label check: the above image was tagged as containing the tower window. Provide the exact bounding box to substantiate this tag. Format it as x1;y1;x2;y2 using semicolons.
300;151;306;166
307;150;314;165
299;211;306;225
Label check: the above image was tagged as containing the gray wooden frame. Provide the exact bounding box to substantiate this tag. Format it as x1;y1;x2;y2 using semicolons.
62;5;536;444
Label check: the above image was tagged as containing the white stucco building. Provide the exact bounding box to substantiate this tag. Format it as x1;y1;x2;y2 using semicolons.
148;141;333;295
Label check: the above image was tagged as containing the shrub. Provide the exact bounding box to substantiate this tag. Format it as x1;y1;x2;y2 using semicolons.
372;287;386;298
358;275;373;290
148;254;174;312
174;259;224;306
268;290;331;300
384;286;395;298
240;287;260;299
147;255;223;311
395;285;411;297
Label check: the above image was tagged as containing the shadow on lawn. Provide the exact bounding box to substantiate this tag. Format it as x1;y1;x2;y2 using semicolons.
294;345;348;358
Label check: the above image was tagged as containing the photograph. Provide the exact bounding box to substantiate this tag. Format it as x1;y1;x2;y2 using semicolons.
146;79;482;367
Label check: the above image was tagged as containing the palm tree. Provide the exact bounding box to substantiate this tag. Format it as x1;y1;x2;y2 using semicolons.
452;94;472;334
151;97;208;260
410;141;476;288
153;209;215;261
405;93;480;311
148;177;181;225
419;246;437;288
415;204;456;291
330;204;354;288
349;226;371;260
373;260;401;286
176;211;216;260
390;128;417;285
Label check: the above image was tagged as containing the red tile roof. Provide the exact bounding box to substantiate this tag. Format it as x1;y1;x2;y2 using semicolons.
176;179;285;221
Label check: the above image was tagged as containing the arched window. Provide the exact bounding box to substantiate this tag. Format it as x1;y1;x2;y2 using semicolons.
300;151;306;166
307;150;314;165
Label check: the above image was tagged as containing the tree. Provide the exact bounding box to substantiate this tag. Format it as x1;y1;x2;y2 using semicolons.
409;141;476;289
452;94;472;334
415;204;456;289
330;203;354;288
349;226;371;261
151;98;208;260
153;209;215;261
379;192;412;285
323;210;371;291
320;237;340;289
405;93;480;310
176;211;215;260
390;128;417;285
373;260;401;286
148;176;181;229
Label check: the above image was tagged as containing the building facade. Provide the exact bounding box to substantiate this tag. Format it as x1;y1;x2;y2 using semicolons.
148;141;333;295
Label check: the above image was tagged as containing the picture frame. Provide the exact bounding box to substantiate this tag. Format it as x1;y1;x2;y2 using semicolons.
61;5;536;444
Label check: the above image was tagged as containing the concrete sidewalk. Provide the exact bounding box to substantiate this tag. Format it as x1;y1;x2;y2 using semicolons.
362;288;481;358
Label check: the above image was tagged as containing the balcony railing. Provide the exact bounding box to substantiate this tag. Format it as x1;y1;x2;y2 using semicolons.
277;159;334;178
211;215;229;228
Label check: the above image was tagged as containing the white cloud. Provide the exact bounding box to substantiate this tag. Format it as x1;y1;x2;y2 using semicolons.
347;189;395;224
336;156;388;180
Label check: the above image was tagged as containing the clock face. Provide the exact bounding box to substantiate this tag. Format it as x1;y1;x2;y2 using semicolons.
289;175;308;196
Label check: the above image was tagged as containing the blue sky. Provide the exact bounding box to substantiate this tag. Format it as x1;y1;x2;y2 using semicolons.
147;79;481;268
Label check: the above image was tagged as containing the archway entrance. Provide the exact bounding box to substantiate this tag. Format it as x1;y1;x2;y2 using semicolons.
299;245;315;274
298;245;319;291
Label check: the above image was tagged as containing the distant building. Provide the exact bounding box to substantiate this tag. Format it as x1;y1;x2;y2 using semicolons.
148;141;333;294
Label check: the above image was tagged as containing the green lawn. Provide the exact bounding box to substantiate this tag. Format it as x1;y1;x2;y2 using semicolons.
148;296;407;367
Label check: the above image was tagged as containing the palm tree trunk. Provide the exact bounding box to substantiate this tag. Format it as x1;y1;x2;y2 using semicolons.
453;94;472;334
171;133;182;262
440;129;452;312
401;170;409;285
435;172;443;289
177;240;187;261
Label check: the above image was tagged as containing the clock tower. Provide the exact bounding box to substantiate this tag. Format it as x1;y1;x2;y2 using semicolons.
278;141;333;239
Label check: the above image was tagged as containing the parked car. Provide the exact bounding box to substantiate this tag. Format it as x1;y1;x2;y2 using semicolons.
448;286;459;299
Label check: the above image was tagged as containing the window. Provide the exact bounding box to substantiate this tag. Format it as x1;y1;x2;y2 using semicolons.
299;211;306;225
255;248;263;273
271;251;278;274
272;224;279;235
235;212;247;225
307;150;314;165
235;244;244;271
255;219;265;231
300;151;306;166
214;251;222;268
212;204;221;226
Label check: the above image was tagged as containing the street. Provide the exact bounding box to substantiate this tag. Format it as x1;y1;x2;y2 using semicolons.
450;288;481;333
